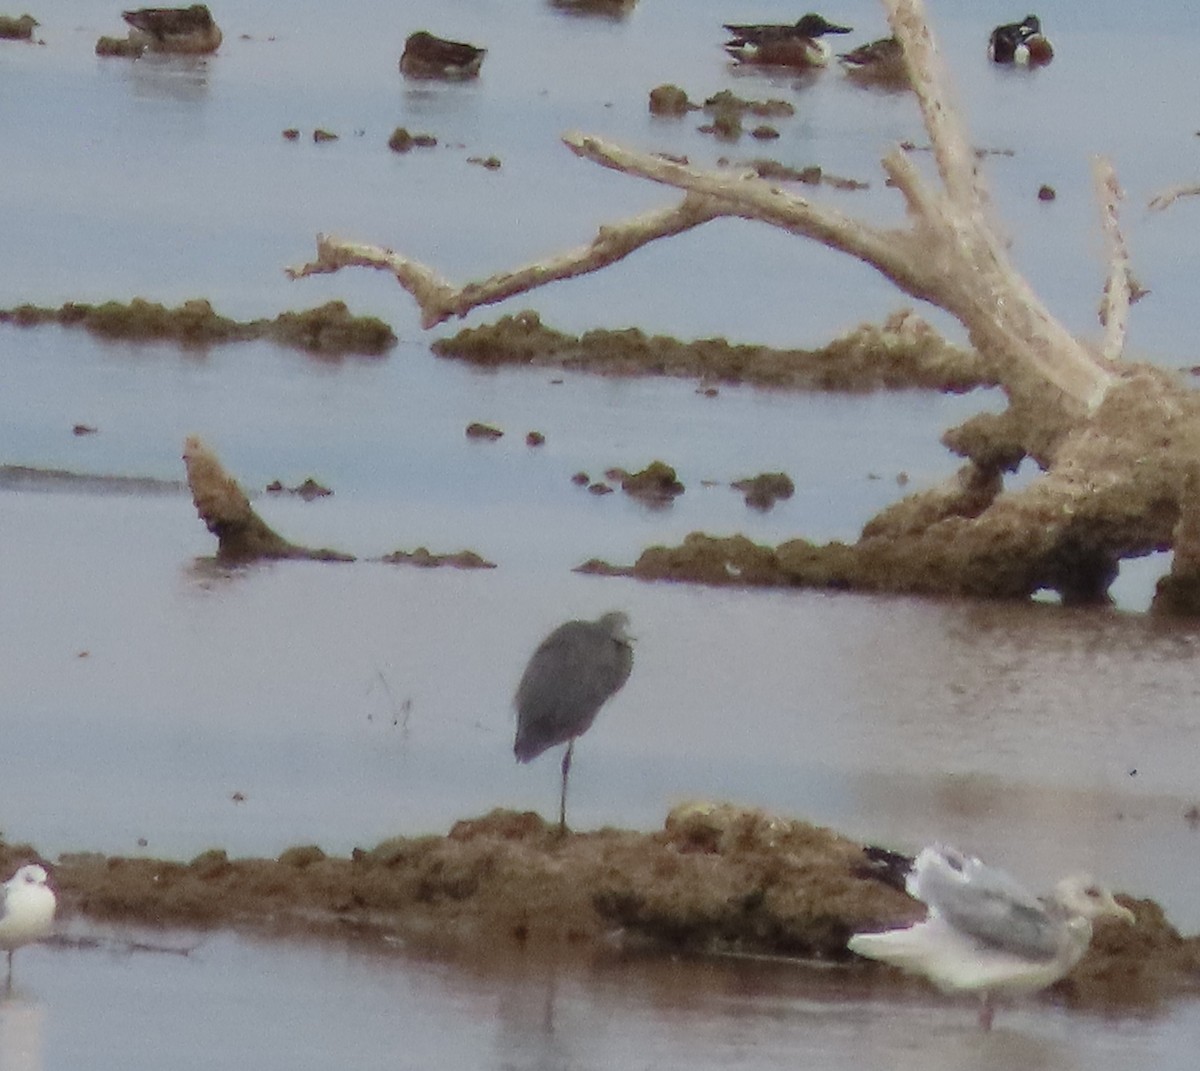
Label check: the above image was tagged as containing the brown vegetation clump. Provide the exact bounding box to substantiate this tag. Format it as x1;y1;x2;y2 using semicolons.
431;310;989;393
265;477;333;500
379;547;497;569
27;802;1198;1014
0;299;396;356
269;302;396;356
0;13;37;39
733;472;795;510
95;34;143;56
703;90;795;120
648;84;696;117
42;805;911;957
465;422;504;441
618;461;685;503
388;128;438;153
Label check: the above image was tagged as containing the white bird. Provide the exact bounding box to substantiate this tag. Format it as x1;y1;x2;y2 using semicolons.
848;845;1135;1028
0;864;57;990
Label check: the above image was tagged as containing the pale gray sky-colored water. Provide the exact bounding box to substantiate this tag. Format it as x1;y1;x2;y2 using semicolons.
3;0;1200;1066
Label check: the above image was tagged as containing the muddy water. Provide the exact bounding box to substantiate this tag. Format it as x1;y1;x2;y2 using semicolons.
4;0;1200;1065
6;928;1200;1071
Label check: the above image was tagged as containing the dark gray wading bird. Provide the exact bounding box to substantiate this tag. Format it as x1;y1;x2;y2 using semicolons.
514;612;634;833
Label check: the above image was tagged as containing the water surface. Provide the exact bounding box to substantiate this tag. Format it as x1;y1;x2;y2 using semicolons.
3;0;1200;1066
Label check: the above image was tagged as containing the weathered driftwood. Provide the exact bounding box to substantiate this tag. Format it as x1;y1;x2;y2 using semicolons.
183;436;354;563
288;0;1200;611
1148;183;1200;213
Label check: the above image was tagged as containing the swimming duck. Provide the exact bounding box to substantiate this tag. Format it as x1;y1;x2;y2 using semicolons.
400;31;486;79
723;12;851;68
988;14;1053;65
122;5;222;54
838;35;909;87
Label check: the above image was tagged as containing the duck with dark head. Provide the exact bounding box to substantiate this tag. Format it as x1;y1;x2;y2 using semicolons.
988;14;1053;65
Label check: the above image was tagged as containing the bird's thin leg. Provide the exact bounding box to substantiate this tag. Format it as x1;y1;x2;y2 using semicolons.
558;739;575;835
4;951;11;994
978;994;995;1031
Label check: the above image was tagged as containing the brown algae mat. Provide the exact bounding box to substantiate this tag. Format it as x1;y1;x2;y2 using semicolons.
431;309;993;393
0;298;396;357
12;803;1198;1012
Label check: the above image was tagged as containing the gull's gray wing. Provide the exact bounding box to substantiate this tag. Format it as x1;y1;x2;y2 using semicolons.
910;846;1062;961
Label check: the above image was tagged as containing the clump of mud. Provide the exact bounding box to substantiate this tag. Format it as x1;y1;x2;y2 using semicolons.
617;461;685;503
735;158;870;192
648;84;697;117
693;90;795;141
466;422;504;441
36;805;914;955
28;802;1200;1012
733;472;794;510
379;547;496;569
388;127;438;153
703;89;795;120
431;309;990;393
0;13;37;39
0;299;396;357
265;477;332;500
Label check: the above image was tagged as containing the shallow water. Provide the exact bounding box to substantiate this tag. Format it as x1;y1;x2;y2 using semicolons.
4;0;1200;1066
2;928;1198;1071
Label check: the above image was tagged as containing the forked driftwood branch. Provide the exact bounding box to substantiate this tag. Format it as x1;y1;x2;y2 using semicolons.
1147;183;1200;213
287;197;726;330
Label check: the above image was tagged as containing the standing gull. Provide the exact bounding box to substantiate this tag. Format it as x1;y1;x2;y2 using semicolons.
848;845;1134;1028
0;864;57;991
514;612;633;834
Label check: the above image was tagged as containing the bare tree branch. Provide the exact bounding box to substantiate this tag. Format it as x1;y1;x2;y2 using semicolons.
564;132;1115;412
287;196;725;329
884;0;988;214
1148;183;1200;213
1093;156;1132;363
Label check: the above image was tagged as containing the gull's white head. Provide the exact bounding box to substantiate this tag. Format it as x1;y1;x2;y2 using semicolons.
1053;875;1136;924
7;865;50;889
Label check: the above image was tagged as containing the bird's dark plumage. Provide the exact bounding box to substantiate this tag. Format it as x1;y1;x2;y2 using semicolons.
400;30;487;79
722;13;851;67
722;12;850;46
513;612;633;833
514;612;633;762
988;14;1052;65
121;5;222;53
